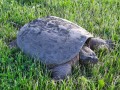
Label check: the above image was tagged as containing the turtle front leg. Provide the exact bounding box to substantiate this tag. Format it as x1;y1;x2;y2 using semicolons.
51;63;72;81
89;38;114;50
50;54;79;80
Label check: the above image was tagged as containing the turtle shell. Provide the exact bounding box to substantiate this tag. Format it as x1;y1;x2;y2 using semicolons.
17;16;93;65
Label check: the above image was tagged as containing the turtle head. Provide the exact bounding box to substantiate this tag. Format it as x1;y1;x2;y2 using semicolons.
79;46;98;64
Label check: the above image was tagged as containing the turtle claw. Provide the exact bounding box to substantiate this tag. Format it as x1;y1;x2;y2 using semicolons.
105;40;115;50
9;40;17;49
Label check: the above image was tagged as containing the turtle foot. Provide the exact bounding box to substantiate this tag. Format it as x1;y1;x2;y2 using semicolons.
51;63;71;81
89;38;115;51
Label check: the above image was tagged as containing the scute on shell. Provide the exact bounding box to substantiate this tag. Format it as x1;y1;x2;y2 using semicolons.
17;16;93;65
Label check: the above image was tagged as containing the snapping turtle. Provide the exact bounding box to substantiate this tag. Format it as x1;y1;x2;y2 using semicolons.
9;16;114;80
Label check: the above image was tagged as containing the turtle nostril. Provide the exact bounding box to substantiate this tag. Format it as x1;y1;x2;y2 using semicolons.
87;56;98;64
92;57;98;64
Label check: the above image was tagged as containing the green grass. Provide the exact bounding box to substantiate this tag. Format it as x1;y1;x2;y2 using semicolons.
0;0;120;90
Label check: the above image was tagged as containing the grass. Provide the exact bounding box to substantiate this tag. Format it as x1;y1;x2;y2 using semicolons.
0;0;120;90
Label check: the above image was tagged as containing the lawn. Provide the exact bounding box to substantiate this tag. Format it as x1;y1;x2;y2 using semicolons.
0;0;120;90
